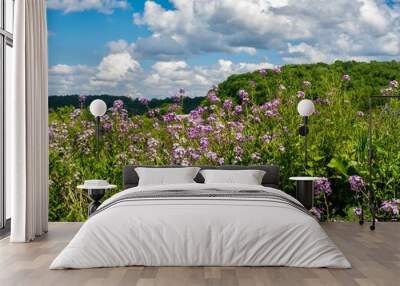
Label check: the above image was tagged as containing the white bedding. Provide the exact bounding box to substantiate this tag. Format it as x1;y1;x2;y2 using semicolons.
50;183;351;269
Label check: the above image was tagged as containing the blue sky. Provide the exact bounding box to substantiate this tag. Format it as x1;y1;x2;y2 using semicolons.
48;1;152;67
47;0;400;98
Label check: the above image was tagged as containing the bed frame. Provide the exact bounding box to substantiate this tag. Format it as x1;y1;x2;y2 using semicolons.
123;165;280;190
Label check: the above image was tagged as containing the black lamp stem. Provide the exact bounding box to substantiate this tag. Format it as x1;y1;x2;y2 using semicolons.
95;116;100;160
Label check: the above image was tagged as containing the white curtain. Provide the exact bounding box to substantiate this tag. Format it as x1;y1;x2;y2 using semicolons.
7;0;49;242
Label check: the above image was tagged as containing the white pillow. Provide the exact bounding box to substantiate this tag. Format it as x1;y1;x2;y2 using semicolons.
200;169;266;185
135;167;201;186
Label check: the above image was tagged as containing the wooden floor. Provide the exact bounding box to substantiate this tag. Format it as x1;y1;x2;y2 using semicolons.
0;223;399;286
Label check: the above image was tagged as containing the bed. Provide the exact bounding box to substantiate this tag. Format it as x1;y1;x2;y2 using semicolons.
50;165;351;269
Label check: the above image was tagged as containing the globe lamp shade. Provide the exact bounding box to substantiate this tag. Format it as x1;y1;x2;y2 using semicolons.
89;99;107;117
297;99;315;117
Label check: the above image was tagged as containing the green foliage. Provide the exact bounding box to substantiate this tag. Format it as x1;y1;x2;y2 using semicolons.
218;60;400;110
48;61;400;222
49;94;204;115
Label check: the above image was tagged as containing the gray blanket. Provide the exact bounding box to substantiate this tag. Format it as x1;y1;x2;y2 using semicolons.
92;189;312;218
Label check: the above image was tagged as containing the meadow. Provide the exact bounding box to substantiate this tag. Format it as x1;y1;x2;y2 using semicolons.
49;61;400;222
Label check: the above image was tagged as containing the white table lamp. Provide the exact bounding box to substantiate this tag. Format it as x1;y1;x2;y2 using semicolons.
89;99;107;159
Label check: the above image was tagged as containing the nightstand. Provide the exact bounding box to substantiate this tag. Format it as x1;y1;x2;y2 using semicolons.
289;177;321;209
77;183;117;216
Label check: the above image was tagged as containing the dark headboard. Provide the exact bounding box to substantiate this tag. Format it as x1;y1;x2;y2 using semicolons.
123;165;280;189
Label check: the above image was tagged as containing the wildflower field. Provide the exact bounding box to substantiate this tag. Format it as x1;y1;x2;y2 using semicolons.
49;61;400;222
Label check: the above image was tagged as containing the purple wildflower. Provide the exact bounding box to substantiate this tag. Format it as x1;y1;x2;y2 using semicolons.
207;90;220;103
234;105;243;114
163;112;177;122
354;207;362;216
207;115;216;122
223;99;233;110
389;80;398;88
113;99;124;110
356;111;364;117
201;125;213;133
172;89;185;103
239;89;249;103
188;148;200;161
189;109;200;120
147;138;159;148
262;134;273;143
187;128;199;139
79;95;87;103
173;145;186;162
272;66;282;74
234;146;243;156
251;152;261;161
147;110;155;117
310;207;322;220
315;98;330;105
236;132;245;142
172;95;181;103
218;157;225;165
70;109;81;120
272;99;280;108
348;175;365;192
380;199;399;216
139;97;149;105
265;110;279;117
234;156;242;162
251;106;260;114
261;102;272;110
103;122;112;131
199;137;209;149
207;151;218;161
297;91;305;99
259;69;267;76
381;87;393;96
216;123;225;130
342;74;351;81
314;178;332;196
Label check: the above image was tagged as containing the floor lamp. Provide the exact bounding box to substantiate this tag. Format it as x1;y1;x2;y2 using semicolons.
297;99;315;172
89;99;107;160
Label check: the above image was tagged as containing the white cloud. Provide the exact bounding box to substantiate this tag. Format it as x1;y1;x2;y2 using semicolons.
106;40;130;53
94;52;140;82
143;59;274;97
285;43;329;63
49;53;274;98
359;0;389;33
49;51;141;95
47;0;128;14
50;64;94;75
48;0;400;98
132;0;400;63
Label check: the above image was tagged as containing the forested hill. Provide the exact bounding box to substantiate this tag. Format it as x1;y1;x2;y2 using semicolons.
49;61;400;114
49;95;205;115
217;60;400;110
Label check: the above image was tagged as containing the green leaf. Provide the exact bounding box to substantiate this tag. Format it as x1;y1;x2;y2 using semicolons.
327;158;349;176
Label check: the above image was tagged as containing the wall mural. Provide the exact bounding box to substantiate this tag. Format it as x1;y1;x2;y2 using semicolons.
47;1;400;222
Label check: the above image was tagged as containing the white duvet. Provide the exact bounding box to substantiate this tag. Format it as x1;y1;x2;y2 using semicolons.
50;183;351;269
